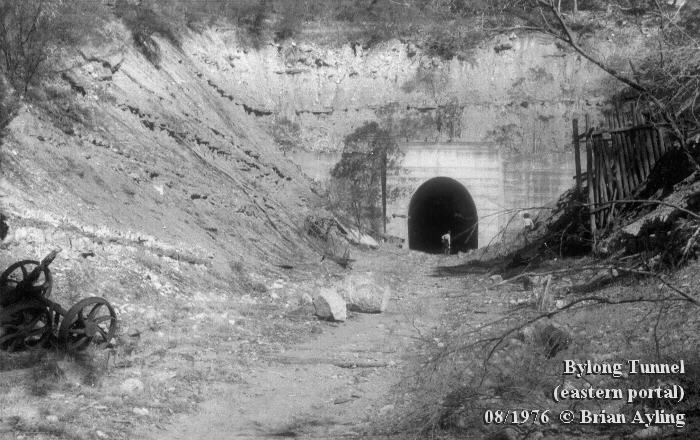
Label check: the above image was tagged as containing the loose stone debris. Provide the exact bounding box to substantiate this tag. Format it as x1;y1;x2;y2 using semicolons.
312;287;347;321
340;273;390;313
120;378;145;395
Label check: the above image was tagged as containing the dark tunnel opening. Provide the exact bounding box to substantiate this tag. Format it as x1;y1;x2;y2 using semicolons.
408;177;478;254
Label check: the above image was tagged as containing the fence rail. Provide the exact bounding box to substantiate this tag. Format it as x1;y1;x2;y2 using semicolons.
574;108;669;232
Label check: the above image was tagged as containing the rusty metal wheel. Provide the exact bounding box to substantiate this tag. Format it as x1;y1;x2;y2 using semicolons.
58;297;117;351
0;260;53;303
0;300;53;351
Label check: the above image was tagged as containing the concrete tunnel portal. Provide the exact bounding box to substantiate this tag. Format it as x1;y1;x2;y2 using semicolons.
408;177;478;253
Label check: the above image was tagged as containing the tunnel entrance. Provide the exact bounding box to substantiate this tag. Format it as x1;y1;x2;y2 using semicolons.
408;177;478;253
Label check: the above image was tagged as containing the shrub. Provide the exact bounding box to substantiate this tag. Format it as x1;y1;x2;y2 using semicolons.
273;1;305;42
228;260;268;295
269;116;301;152
0;73;18;145
423;25;486;60
114;0;180;66
30;354;65;397
0;0;107;93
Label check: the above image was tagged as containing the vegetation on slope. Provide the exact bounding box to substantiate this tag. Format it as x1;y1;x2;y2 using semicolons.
2;1;698;136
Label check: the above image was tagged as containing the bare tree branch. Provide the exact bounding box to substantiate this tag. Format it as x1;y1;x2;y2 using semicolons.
537;0;647;93
582;198;700;221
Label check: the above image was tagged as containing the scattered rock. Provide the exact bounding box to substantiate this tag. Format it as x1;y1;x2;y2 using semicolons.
631;427;663;439
95;430;109;439
528;430;544;440
406;42;418;57
378;404;394;416
334;218;379;249
313;287;347;321
341;275;390;313
120;378;145;395
45;415;59;423
132;407;149;416
299;292;313;305
358;233;379;248
489;274;503;283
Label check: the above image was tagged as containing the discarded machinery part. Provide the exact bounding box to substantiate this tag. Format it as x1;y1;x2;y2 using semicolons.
0;260;53;305
0;251;117;353
0;300;54;351
58;297;117;351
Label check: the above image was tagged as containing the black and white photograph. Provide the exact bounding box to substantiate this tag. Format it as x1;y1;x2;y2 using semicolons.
0;0;697;439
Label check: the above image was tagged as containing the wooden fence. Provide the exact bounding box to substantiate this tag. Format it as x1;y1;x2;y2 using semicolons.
573;109;669;232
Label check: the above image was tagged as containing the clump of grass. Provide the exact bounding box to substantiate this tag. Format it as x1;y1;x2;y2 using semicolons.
273;1;305;42
268;116;301;153
134;249;167;274
29;354;65;397
269;415;336;438
59;263;97;305
228;260;268;295
73;350;107;387
0;350;45;371
14;420;74;439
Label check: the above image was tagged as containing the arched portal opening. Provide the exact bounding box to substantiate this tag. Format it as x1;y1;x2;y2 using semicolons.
408;177;478;253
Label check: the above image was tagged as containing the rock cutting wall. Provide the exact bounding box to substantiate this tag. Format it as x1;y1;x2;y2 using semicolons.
187;29;616;156
0;25;617;266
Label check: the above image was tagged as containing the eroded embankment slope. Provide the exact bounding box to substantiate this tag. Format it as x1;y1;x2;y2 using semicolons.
1;27;320;273
0;24;332;440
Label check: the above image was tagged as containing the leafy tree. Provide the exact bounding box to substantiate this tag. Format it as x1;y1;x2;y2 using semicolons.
330;122;402;234
0;0;104;93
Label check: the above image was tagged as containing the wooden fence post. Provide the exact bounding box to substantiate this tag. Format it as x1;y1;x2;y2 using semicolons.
381;147;387;234
573;118;582;197
585;114;596;236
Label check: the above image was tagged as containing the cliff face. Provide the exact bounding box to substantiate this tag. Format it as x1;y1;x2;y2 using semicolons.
187;29;616;156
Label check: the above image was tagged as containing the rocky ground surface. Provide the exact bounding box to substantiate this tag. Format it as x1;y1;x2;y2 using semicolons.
2;234;699;440
0;242;502;440
141;248;444;440
133;246;529;440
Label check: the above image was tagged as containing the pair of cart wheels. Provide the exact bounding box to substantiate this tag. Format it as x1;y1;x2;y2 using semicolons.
0;260;117;352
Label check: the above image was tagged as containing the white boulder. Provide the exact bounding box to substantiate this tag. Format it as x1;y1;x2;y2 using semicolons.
341;273;390;313
313;287;347;321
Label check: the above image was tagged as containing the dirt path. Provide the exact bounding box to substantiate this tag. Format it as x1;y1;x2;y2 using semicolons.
143;251;459;439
